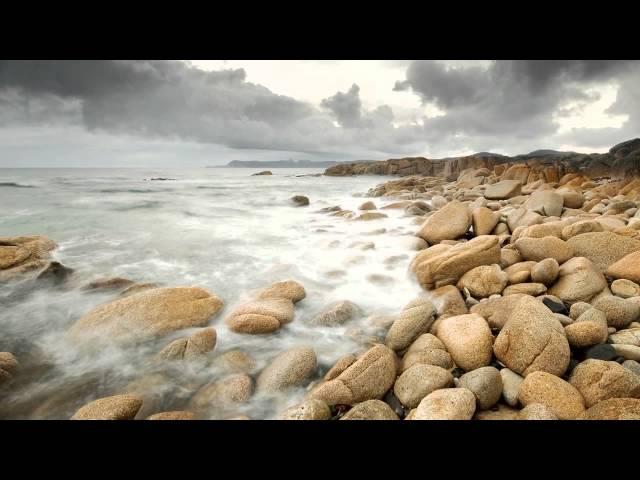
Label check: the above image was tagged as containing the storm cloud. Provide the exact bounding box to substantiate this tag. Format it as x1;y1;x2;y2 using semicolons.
0;59;638;164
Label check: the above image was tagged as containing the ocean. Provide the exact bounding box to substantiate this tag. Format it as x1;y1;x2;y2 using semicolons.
0;167;424;419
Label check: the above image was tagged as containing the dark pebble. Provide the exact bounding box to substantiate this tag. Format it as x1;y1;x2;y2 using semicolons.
542;297;568;315
584;344;618;361
451;367;465;379
383;390;405;418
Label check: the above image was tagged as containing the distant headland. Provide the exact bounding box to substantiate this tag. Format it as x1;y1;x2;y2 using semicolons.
209;159;374;168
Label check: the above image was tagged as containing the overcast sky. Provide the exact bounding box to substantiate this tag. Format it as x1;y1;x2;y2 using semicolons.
0;60;637;167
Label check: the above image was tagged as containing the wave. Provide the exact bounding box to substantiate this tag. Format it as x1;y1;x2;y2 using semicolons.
98;189;158;194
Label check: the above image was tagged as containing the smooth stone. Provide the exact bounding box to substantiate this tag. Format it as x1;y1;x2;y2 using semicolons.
518;371;585;420
548;257;607;304
611;279;640;299
280;399;332;420
393;364;454;409
517;403;558;420
147;411;196;420
585;344;618;361
340;400;399;420
311;300;362;326
256;346;317;393
592;296;639;329
456;264;508;298
569;359;640;407
514;236;573;263
567;232;640;272
502;283;547;296
385;298;436;351
437;313;493;372
71;394;143;420
578;398;640;420
412;388;477;420
500;368;524;407
257;280;306;303
458;366;503;410
416;201;470;244
531;258;559;286
607;250;640;283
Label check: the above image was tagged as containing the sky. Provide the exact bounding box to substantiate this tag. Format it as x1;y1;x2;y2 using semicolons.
0;60;638;167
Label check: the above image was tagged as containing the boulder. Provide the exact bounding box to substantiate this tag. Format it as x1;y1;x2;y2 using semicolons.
416;201;470;244
385;298;436;351
412;388;477;420
592;296;639;329
517;403;558;420
158;328;217;361
68;287;223;342
71;394;143;420
456;264;508;298
578;398;640;420
280;399;332;420
359;201;377;210
548;257;607;304
567;232;640;272
524;190;564;217
609;328;640;346
518;371;586;420
502;283;547;296
436;314;493;371
340;400;399;420
291;195;309;206
564;308;608;348
531;258;560;286
561;220;604;240
424;285;468;318
212;350;257;374
256;346;317;393
147;411;196;420
411;235;501;289
500;368;524;407
470;294;529;330
611;279;640;298
493;296;570;377
458;366;503;410
514;236;573;263
506;208;543;232
569;359;640;408
189;374;254;411
226;298;294;334
257;280;306;303
472;207;500;236
400;334;453;372
308;345;397;406
354;212;387;221
484;180;522;200
393;364;454;408
311;300;361;326
607;250;640;283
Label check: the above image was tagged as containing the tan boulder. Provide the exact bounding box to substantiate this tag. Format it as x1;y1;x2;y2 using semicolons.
484;180;522;200
257;280;306;303
607;250;640;283
470;293;530;330
567;232;640;272
592;295;639;328
504;261;536;284
518;371;585;420
385;298;436;351
393;364;454;408
256;346;317;393
71;394;143;420
158;328;216;361
311;300;361;326
308;345;397;406
502;283;547;296
456;264;508;298
548;257;607;304
472;207;500;236
424;285;468;318
561;220;604;240
147;411;196;420
578;398;640;420
280;399;332;420
411;235;501;290
611;279;640;299
458;366;503;410
359;201;377;210
400;334;453;372
515;236;574;263
564;308;608;348
506;208;543;232
68;287;223;342
416;201;470;244
226;298;294;334
524;190;564;217
493;296;570;377
212;350;257;374
500;368;524;407
354;212;387;221
517;403;558;420
436;313;493;371
609;328;640;346
189;374;254;412
531;258;560;286
341;400;399;420
412;388;476;420
569;359;640;408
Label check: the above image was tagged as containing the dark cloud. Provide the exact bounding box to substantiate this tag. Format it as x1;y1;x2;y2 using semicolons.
320;84;363;127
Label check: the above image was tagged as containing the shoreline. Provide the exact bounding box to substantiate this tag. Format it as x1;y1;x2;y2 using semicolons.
2;163;640;420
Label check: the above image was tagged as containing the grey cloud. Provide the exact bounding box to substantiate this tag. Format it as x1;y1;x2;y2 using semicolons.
320;84;363;127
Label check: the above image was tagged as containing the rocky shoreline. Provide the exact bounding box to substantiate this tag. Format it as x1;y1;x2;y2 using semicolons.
2;144;640;420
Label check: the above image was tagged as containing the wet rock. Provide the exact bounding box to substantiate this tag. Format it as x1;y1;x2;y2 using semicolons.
291;195;310;206
324;354;357;380
425;285;468;318
119;282;161;297
0;352;18;384
226;298;294;334
256;346;317;393
358;201;377;210
354;212;387;221
71;394;143;420
280;399;332;420
147;411;196;420
82;277;136;292
252;170;272;176
158;327;217;361
189;374;254;412
69;286;223;342
311;300;361;327
518;371;585;420
257;280;306;303
437;313;493;371
213;350;257;374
